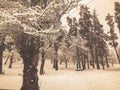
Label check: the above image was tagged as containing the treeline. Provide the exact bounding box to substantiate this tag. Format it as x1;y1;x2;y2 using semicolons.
39;2;120;73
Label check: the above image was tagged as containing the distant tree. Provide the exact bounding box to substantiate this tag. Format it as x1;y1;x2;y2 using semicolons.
78;5;95;69
105;13;120;64
53;30;65;70
92;10;109;69
76;6;109;70
114;2;120;32
66;15;88;70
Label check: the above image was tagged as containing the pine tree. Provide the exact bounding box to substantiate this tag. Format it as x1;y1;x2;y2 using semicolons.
78;5;95;69
92;10;109;69
114;2;120;32
105;13;120;64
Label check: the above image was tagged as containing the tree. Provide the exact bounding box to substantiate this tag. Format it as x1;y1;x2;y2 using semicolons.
40;38;45;75
78;5;96;69
105;13;120;64
0;0;82;89
0;33;5;74
53;30;65;70
92;10;110;69
13;31;40;90
74;6;109;70
114;2;120;32
66;15;88;70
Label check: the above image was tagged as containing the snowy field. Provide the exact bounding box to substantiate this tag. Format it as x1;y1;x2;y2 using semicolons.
0;60;120;90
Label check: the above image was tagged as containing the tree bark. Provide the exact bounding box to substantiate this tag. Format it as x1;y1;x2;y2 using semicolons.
86;56;89;69
101;56;104;69
21;57;39;90
82;55;86;70
4;56;10;65
40;48;45;75
0;42;4;74
90;47;95;68
76;61;81;69
114;47;120;64
0;50;3;74
9;54;13;68
53;42;58;71
105;55;109;68
53;52;58;70
95;43;100;69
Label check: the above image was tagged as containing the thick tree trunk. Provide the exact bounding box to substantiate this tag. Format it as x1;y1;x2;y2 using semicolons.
40;48;45;75
13;31;40;90
21;57;39;90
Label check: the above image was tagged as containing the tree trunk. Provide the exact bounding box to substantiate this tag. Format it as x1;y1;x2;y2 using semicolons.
114;47;120;64
82;55;86;70
76;61;81;69
9;54;13;68
53;52;58;70
0;42;4;74
65;59;67;68
53;42;59;71
95;45;100;69
40;48;45;75
90;47;95;68
105;55;109;68
0;50;3;74
13;32;40;90
86;56;89;69
4;56;10;65
101;56;104;69
21;57;39;90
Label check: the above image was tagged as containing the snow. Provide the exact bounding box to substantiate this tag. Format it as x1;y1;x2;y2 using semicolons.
1;59;120;90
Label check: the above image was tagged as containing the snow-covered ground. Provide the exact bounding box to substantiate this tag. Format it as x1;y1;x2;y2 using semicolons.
1;60;120;90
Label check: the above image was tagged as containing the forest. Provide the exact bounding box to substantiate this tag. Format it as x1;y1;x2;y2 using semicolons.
0;0;120;90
